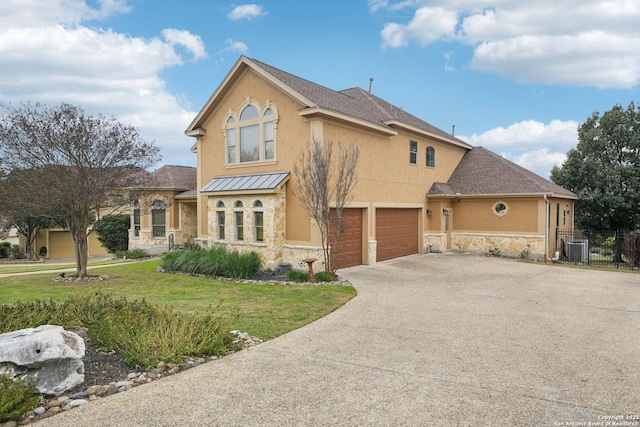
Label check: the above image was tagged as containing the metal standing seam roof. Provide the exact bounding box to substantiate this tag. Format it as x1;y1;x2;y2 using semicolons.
201;171;290;193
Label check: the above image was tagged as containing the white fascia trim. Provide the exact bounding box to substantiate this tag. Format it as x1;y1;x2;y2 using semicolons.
384;119;472;149
299;107;397;136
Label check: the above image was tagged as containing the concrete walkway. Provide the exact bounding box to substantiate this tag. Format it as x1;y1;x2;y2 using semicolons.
37;254;640;426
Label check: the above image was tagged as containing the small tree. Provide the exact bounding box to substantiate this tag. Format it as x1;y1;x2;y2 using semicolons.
292;138;359;273
94;214;130;254
0;103;159;278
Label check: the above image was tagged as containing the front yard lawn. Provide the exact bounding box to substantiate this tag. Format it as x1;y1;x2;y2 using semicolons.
0;259;357;340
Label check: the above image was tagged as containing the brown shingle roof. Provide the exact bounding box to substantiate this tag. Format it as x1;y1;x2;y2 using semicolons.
428;147;576;198
249;58;469;146
148;165;197;191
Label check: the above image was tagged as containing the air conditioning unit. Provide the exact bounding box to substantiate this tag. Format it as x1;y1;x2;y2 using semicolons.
568;239;589;263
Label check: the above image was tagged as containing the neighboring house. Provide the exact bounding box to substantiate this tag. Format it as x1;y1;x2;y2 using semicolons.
129;165;198;253
138;56;576;269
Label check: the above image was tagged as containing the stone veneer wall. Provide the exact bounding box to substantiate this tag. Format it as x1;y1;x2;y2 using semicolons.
451;232;545;260
423;233;446;253
206;191;286;270
129;229;169;255
174;202;197;246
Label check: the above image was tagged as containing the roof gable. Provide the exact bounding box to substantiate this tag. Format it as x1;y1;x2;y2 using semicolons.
428;147;576;198
187;56;470;147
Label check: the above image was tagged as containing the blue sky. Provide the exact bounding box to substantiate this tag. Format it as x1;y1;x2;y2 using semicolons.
1;0;639;178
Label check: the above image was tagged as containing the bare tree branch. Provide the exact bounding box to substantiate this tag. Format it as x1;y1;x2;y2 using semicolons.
292;138;359;273
0;102;160;278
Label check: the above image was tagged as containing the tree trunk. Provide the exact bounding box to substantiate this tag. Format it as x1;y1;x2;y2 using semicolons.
73;232;89;279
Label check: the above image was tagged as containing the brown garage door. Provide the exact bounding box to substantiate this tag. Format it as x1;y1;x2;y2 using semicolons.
376;208;419;261
330;208;363;269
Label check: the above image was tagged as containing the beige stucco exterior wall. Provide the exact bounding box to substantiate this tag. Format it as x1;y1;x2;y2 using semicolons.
187;65;576;268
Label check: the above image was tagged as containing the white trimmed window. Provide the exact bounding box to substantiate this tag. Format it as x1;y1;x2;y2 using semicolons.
151;200;166;238
426;146;435;168
216;201;225;240
409;140;417;165
224;102;278;165
253;200;264;243
234;201;244;241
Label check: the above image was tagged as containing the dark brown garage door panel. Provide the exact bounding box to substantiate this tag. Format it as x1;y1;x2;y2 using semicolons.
330;208;363;269
376;208;419;261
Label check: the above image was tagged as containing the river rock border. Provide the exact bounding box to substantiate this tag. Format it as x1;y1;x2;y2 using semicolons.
7;331;260;426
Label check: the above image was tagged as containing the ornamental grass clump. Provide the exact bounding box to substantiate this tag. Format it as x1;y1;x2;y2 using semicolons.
161;246;261;279
0;376;41;423
0;293;236;369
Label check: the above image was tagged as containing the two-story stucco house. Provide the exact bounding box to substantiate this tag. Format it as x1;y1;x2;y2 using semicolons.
132;56;576;270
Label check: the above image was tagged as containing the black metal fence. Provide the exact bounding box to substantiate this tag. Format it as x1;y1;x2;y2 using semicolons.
555;229;640;269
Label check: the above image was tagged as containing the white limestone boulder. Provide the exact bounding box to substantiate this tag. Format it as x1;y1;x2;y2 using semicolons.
0;325;85;396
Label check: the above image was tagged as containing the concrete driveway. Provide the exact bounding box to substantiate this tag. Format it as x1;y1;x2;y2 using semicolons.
38;254;640;426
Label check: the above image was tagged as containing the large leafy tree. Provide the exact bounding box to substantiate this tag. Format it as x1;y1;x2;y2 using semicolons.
0;103;160;278
551;102;640;231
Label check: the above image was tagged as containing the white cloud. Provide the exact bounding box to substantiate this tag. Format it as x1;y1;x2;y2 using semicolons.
382;7;457;48
0;0;130;28
0;1;206;167
228;4;266;21
222;39;248;54
373;1;640;88
162;29;207;60
458;119;579;178
368;0;417;13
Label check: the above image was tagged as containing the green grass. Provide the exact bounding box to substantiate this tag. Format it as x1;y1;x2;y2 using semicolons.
0;260;356;340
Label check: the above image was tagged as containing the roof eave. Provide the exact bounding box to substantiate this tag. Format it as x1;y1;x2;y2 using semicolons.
299;107;397;136
186;56;316;135
428;192;578;199
384;119;472;149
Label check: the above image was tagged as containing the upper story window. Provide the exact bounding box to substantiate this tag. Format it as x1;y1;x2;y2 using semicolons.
224;101;278;166
409;140;417;165
426;146;435;168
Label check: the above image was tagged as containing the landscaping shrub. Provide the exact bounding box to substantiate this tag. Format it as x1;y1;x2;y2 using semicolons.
314;271;335;282
90;307;235;367
161;246;261;279
0;241;11;258
94;214;130;254
0;293;236;368
0;376;41;423
116;248;149;259
223;251;261;279
287;269;309;282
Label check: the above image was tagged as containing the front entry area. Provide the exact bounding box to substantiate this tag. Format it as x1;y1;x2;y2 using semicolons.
376;208;419;261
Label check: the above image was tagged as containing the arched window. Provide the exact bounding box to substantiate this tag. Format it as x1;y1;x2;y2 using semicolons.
253;200;264;243
224;101;277;164
151;200;166;238
225;117;236;164
426;146;435;168
216;201;225;240
133;200;141;237
234;201;244;241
